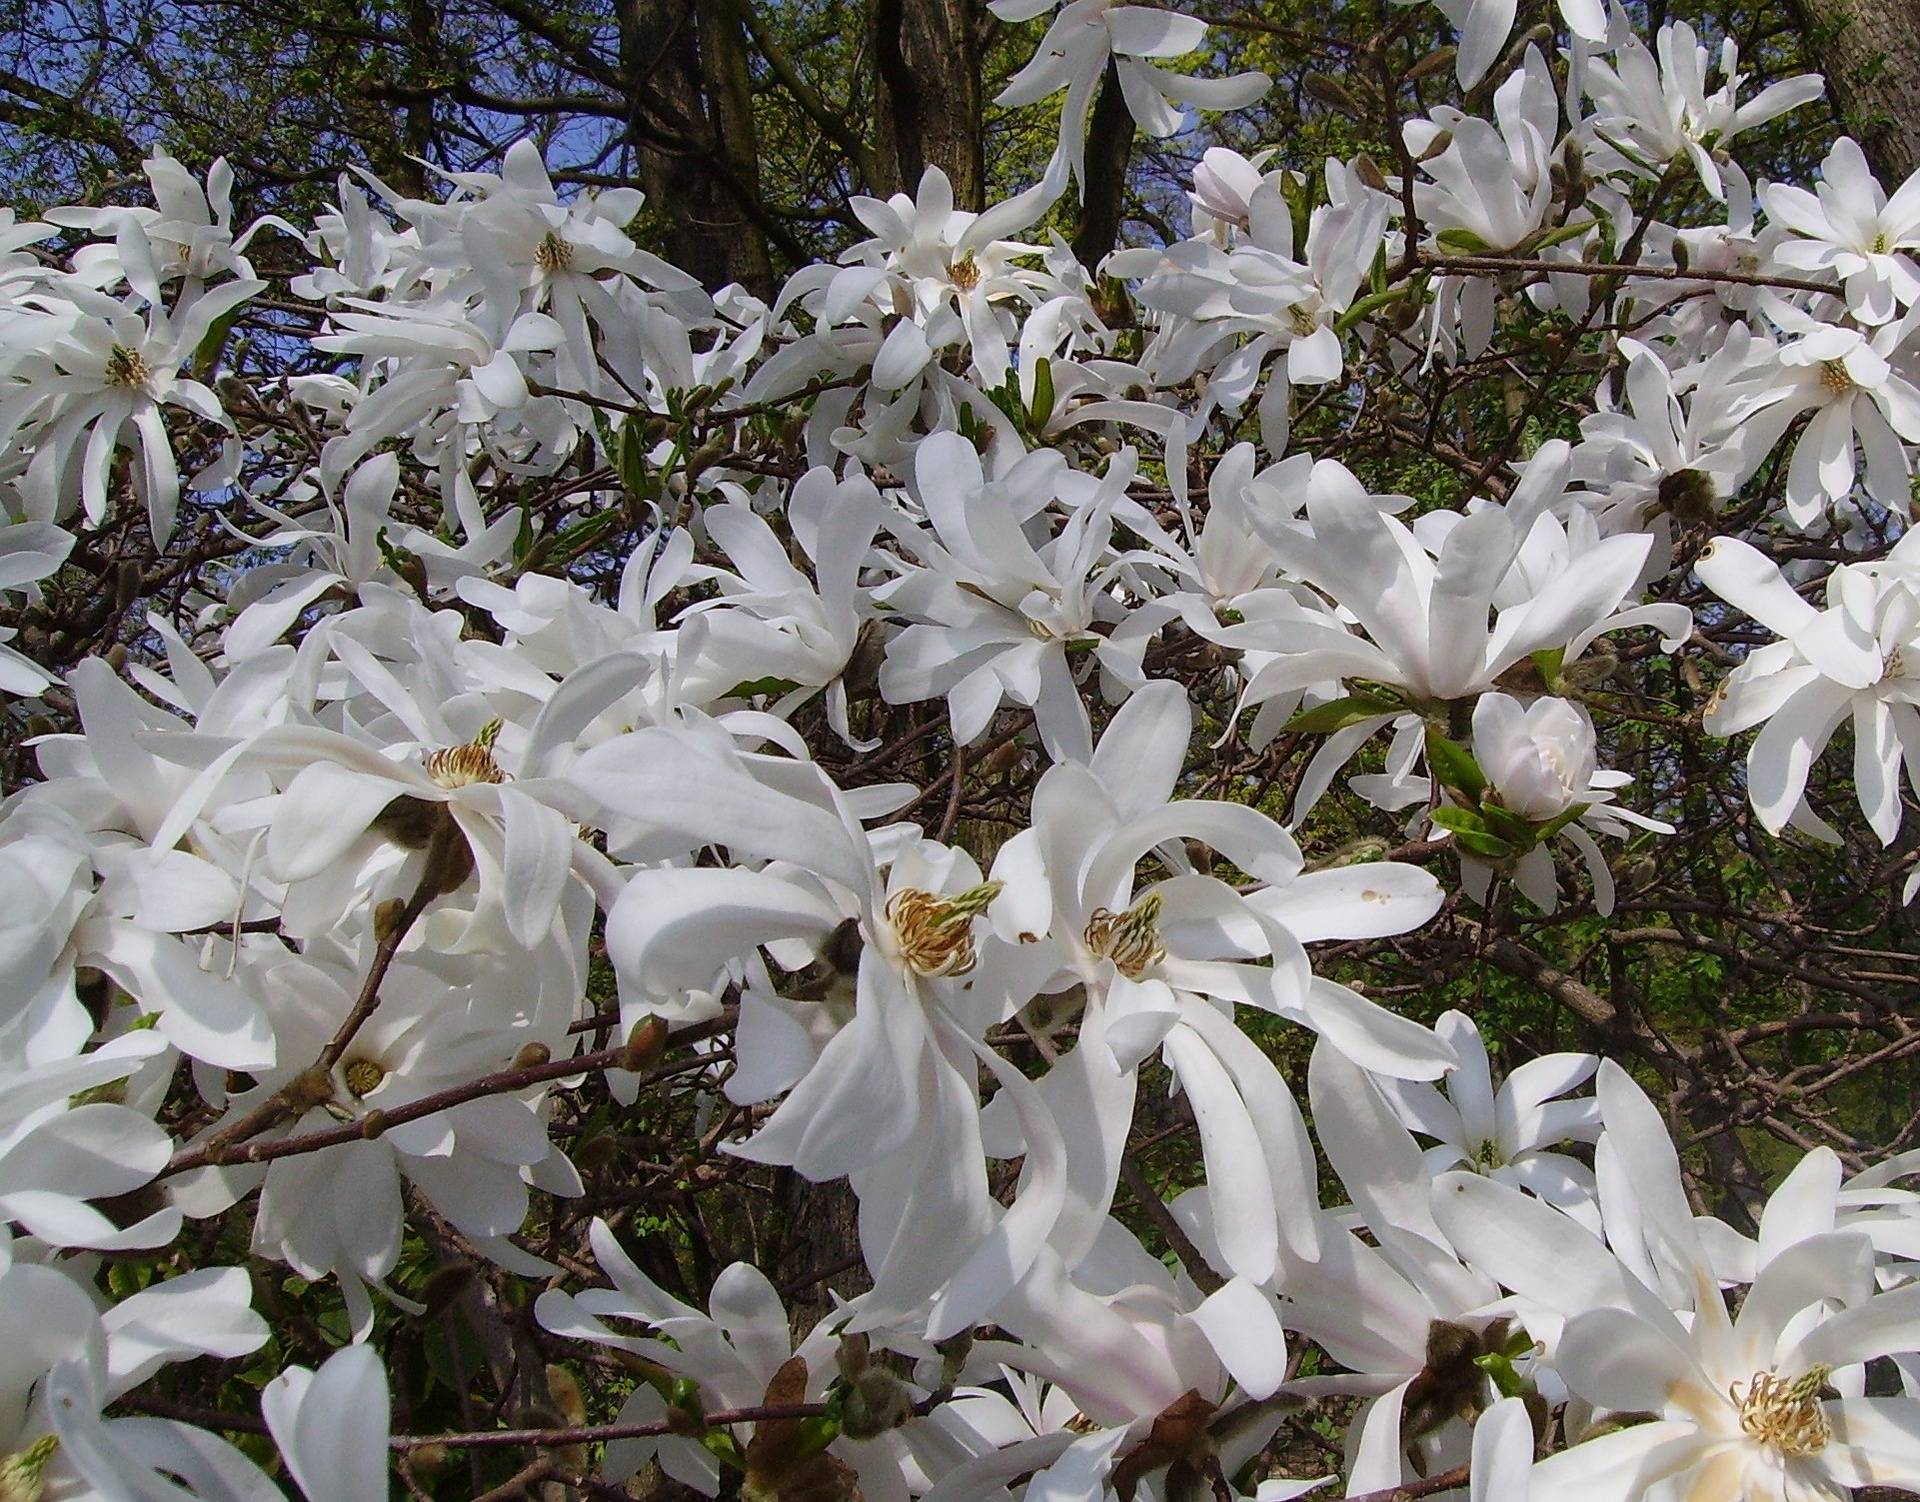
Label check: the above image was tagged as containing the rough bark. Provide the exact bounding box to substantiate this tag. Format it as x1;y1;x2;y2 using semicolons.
1071;62;1136;270
617;0;774;295
869;0;986;207
1787;0;1920;184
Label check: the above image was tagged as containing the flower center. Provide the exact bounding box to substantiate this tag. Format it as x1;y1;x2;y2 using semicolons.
947;256;982;292
1289;303;1319;338
883;881;1001;978
104;343;150;390
1819;359;1855;396
1084;892;1166;979
1735;1366;1831;1456
426;718;507;789
1473;1138;1506;1170
342;1057;387;1099
1871;231;1891;255
535;231;574;273
0;1433;57;1502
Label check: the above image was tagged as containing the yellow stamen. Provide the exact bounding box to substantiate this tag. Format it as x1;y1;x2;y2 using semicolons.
1734;1366;1831;1456
884;882;1001;978
1085;892;1166;979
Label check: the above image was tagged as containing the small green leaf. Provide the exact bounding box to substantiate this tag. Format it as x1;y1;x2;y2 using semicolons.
1535;803;1591;841
1435;226;1492;253
1452;828;1517;859
1424;728;1487;799
1284;693;1400;734
1428;804;1491;836
1479;803;1539;847
1474;1351;1527;1399
725;675;804;699
1029;357;1055;430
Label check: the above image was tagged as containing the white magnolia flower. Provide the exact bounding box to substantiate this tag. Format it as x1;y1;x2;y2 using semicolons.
1697;532;1920;854
11;270;258;543
262;1344;392;1502
991;0;1268;193
1375;1009;1602;1223
1583;21;1825;201
1765;136;1920;324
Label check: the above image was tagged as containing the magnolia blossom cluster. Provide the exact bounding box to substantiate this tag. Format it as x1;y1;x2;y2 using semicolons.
0;0;1917;1498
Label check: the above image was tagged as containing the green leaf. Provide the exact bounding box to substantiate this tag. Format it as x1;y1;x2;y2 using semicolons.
1531;646;1566;683
1480;803;1539;847
1452;828;1517;859
1435;226;1492;253
1029;357;1055;430
1523;218;1596;252
1535;803;1592;841
1284;693;1400;734
1474;1351;1527;1399
1424;728;1487;799
1428;805;1491;836
725;675;803;699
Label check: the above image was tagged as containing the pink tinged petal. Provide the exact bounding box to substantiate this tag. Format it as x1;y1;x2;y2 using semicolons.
262;1344;391;1502
1187;1277;1289;1398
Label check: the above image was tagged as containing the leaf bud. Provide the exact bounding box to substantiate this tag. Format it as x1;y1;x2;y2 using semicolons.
511;1040;551;1072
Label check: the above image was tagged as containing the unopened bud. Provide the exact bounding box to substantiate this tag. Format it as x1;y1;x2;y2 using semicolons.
419;1261;474;1318
1405;44;1456;82
1418;129;1454;163
841;1368;915;1439
1303;73;1365;119
619;1015;670;1072
511;1040;551;1072
372;897;408;940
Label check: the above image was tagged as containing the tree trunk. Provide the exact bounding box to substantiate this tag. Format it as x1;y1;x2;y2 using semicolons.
1071;62;1136;270
869;0;986;207
1788;0;1920;184
618;0;774;295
